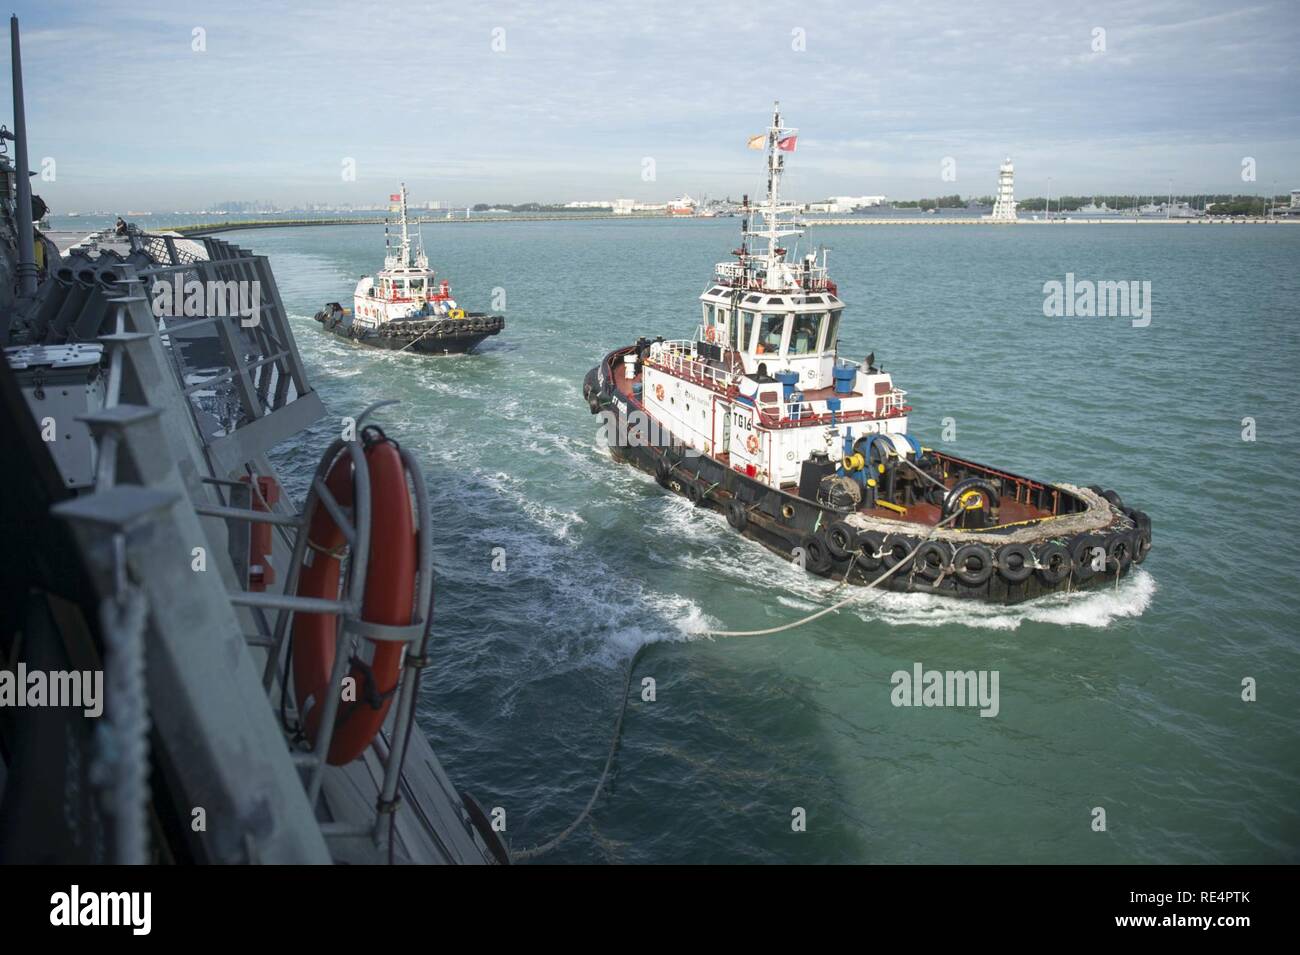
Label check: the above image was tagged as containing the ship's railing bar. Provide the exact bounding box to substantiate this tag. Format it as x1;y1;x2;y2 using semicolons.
311;476;357;548
84;303;133;489
261;437;351;692
195;503;303;527
229;592;351;615
371;443;436;851
181;350;290;396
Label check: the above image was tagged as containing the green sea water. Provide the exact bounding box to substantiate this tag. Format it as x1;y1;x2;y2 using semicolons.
212;217;1296;863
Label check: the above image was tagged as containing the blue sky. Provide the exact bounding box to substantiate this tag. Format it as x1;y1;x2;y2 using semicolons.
6;0;1299;210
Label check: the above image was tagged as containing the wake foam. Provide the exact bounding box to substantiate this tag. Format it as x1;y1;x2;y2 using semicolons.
851;567;1157;631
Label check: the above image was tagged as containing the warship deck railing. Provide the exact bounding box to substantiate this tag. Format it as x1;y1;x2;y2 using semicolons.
47;234;449;861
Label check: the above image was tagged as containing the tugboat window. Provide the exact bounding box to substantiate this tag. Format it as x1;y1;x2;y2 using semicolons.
822;309;842;351
789;312;824;355
755;313;787;355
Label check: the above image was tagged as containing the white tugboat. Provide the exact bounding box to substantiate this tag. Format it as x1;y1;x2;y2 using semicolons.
314;184;504;354
584;103;1152;603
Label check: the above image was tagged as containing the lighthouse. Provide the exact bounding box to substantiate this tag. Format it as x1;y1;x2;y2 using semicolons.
988;157;1017;221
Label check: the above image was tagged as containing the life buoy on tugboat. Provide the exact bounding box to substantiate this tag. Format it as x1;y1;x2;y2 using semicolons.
654;383;665;402
745;433;761;455
292;436;416;766
705;326;717;343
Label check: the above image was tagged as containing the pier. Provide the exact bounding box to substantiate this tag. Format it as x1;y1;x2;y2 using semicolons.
810;217;1298;226
174;212;670;236
170;214;1298;236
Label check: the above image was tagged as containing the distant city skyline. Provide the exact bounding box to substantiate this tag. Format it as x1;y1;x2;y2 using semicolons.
6;0;1299;211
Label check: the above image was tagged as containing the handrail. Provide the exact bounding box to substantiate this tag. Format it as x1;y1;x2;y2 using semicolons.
646;340;738;391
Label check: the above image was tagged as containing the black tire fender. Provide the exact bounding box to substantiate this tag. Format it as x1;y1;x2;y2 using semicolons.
856;530;886;571
797;533;833;574
725;500;748;531
914;540;953;580
654;456;672;487
685;480;705;505
952;543;995;587
881;534;918;571
826;520;858;559
1125;508;1151;534
1034;541;1074;585
1132;526;1152;564
996;542;1034;583
943;477;999;518
1105;531;1134;571
1071;534;1106;581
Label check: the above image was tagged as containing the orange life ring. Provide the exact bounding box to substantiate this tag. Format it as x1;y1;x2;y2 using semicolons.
654;383;665;402
705;326;717;343
745;433;760;455
292;439;416;766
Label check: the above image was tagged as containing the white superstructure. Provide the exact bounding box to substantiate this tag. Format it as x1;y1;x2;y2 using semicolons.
351;183;462;329
988;158;1017;221
636;103;910;490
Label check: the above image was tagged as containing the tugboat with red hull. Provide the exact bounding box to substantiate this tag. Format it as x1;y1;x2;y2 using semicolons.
583;103;1152;604
314;184;504;355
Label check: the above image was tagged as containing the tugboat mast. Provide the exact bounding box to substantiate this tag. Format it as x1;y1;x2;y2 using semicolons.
742;101;804;290
386;182;426;270
397;182;413;267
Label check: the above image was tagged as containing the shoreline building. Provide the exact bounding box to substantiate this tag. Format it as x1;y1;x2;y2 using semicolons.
805;195;887;214
986;158;1017;221
612;198;670;215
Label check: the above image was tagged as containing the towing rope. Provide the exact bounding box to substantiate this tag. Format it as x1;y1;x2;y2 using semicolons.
512;507;964;860
511;641;642;862
702;509;964;638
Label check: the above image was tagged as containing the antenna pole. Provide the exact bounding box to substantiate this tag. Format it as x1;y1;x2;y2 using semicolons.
399;182;411;266
10;16;37;298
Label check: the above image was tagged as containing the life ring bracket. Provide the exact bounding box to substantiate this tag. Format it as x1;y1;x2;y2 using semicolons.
341;616;429;643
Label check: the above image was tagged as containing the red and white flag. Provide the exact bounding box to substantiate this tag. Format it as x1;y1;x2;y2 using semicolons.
777;135;798;152
389;193;402;201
